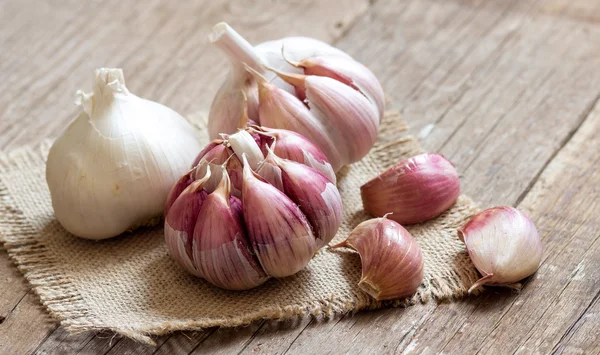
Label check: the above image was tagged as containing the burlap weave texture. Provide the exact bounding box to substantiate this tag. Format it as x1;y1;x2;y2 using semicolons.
0;111;480;344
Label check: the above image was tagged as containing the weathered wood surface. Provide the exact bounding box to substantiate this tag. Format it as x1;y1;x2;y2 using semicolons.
1;0;599;354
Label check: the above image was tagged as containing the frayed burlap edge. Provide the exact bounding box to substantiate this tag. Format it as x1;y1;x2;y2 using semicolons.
0;111;480;345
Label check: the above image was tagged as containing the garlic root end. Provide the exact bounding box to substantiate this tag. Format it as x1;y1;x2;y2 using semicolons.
468;273;495;293
358;278;381;301
329;240;348;249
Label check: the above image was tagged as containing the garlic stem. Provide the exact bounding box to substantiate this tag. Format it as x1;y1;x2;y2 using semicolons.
209;22;265;76
77;68;130;118
467;274;494;293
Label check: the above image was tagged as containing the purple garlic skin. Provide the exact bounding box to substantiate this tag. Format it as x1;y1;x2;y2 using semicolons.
165;129;343;290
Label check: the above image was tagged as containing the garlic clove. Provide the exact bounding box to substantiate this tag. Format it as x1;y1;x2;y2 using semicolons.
283;55;385;120
245;65;343;171
458;206;543;293
164;169;211;277
332;216;424;301
361;153;460;225
241;155;317;277
165;169;195;216
193;143;244;196
256;157;283;192
191;139;223;169
267;66;379;168
252;126;336;183
302;75;379;167
193;168;268;290
268;150;342;247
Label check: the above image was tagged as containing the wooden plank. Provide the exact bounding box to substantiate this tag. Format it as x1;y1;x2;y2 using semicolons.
0;291;56;355
554;290;600;355
0;0;372;353
32;329;98;354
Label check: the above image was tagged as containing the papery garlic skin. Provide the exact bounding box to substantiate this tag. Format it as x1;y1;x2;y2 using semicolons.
332;216;424;301
458;206;543;293
361;153;460;225
208;22;383;171
47;68;202;240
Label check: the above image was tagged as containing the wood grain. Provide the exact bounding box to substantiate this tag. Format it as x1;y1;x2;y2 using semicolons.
1;0;599;354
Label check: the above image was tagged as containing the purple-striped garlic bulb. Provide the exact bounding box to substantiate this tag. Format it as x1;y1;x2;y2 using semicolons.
164;130;342;290
207;22;384;172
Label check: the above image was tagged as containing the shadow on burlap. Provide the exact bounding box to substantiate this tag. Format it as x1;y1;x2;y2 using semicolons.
0;111;481;344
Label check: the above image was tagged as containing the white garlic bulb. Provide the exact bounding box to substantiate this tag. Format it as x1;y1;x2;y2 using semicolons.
46;68;202;240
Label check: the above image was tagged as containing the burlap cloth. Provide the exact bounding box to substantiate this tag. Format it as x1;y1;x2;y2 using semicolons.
0;111;481;344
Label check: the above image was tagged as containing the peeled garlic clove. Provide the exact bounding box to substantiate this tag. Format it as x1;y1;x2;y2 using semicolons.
253;126;335;183
268;150;342;247
193;168;268;290
332;216;423;301
241;155;317;277
458;206;543;293
165;169;211;277
361;153;460;225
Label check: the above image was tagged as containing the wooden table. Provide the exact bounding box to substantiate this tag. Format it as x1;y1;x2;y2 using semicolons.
1;0;599;353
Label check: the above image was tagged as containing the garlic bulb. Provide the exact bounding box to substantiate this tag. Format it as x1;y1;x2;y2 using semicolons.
332;215;424;301
46;68;202;240
458;206;543;292
208;22;384;171
361;153;460;224
165;130;343;290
